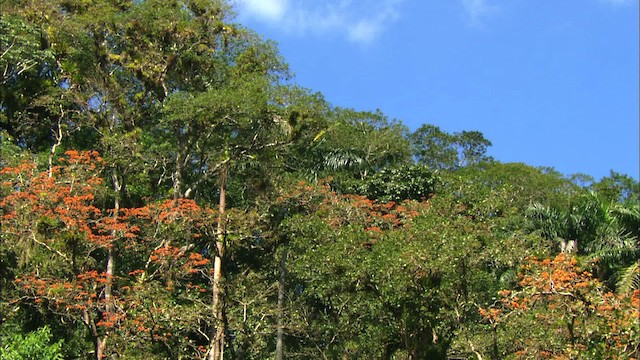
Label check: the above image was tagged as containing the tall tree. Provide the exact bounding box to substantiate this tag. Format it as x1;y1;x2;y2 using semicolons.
410;124;458;170
411;125;492;170
312;108;411;180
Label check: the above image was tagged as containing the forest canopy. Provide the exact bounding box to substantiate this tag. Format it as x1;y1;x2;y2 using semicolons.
1;1;638;359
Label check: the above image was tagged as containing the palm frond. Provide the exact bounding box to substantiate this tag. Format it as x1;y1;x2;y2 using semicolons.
322;149;365;171
616;262;640;294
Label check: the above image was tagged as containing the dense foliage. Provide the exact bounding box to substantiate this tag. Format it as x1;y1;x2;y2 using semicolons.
1;1;638;359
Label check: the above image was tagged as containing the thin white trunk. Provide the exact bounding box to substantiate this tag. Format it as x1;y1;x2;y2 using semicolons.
210;163;228;360
99;171;121;359
48;118;63;178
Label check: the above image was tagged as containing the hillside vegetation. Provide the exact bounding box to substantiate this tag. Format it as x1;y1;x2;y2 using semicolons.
1;1;638;359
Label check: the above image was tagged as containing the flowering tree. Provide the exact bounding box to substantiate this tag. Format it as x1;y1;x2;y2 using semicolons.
1;151;219;359
480;254;639;359
1;150;122;358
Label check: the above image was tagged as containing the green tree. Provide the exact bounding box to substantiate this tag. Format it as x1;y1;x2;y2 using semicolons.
0;326;64;360
158;52;298;360
277;178;536;359
312;108;411;180
342;164;438;202
591;171;640;204
410;124;458;170
456;130;492;167
410;125;492;170
0;13;58;150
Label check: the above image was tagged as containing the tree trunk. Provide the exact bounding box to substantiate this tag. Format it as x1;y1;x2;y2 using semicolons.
98;170;121;359
173;151;184;200
560;239;577;254
210;163;228;360
491;324;498;360
275;248;288;360
567;316;576;345
106;171;121;303
84;309;105;360
48;118;63;178
96;337;107;360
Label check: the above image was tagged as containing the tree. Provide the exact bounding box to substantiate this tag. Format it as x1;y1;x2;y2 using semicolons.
0;13;58;150
341;164;438;202
160;65;295;360
456;130;492;167
410;125;492;170
1;151;119;359
312;108;411;180
591;171;640;204
410;124;458;170
279;182;441;358
480;254;639;359
2;0;638;358
0;326;64;360
277;178;534;359
1;151;234;359
527;191;639;291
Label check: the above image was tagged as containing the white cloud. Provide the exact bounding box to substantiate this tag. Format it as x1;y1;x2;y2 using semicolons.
239;0;289;22
348;20;380;43
461;0;498;26
237;0;404;45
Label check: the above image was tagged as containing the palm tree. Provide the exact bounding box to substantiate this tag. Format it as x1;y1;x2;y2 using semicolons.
526;192;639;292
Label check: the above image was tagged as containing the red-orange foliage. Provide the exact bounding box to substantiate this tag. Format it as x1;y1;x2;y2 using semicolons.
2;150;219;357
481;254;639;359
15;270;125;331
277;180;428;236
0;151;117;250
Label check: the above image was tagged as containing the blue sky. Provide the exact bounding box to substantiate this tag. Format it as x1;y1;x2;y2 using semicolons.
235;0;639;181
